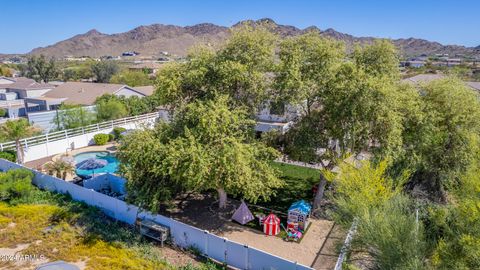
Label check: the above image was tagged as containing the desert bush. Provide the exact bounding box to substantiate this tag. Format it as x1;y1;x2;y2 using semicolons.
113;127;126;140
0;150;16;162
0;169;35;201
93;133;110;145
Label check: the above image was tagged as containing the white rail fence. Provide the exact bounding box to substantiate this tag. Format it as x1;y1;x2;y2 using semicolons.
0;159;313;270
0;111;167;163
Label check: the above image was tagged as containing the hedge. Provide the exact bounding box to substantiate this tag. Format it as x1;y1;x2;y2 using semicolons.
93;133;110;145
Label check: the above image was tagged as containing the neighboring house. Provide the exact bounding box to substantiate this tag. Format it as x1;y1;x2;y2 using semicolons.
255;100;303;134
134;85;155;96
26;82;152;131
0;77;54;117
38;82;147;106
401;60;426;68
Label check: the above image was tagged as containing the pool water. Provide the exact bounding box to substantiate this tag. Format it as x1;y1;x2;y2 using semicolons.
74;151;119;176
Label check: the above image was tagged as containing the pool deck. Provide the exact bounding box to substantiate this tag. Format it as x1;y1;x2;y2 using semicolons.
24;143;118;181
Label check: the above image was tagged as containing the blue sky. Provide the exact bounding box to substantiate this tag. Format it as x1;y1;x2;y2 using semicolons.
2;0;480;53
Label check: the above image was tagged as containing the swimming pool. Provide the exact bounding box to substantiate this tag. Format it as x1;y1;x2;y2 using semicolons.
74;151;119;176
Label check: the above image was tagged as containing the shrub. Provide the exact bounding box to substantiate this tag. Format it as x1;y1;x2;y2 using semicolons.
108;134;115;142
0;169;35;201
93;133;110;145
0;108;6;118
0;150;16;162
113;127;126;140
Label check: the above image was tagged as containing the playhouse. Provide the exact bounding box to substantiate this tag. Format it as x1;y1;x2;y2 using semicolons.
287;200;311;231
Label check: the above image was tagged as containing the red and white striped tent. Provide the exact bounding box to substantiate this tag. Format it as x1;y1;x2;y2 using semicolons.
263;213;280;236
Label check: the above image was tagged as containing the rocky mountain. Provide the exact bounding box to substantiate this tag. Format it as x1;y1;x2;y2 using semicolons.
28;18;480;59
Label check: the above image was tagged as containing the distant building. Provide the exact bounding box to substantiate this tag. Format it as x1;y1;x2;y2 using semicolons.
122;51;139;57
0;77;54;117
402;60;426;68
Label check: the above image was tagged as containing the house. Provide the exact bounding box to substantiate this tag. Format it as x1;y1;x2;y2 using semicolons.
0;77;54;117
37;82;147;106
133;85;155;96
405;60;426;68
122;51;139;57
255;100;303;134
25;82;152;131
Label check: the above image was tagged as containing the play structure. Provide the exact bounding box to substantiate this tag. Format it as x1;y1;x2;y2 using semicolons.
284;200;312;241
231;201;255;225
263;213;281;236
288;200;311;231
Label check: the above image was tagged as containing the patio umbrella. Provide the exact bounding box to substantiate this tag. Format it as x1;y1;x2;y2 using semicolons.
76;158;108;171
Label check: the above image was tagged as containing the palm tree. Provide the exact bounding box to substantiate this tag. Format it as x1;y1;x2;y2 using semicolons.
44;157;75;180
44;161;63;178
61;160;75;180
0;119;40;164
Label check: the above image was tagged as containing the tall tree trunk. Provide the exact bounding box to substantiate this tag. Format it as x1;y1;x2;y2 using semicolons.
313;172;328;211
15;140;23;164
217;187;228;209
62;171;67;180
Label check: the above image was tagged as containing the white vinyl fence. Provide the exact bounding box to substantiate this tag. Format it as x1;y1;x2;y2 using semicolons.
0;111;168;163
0;159;313;270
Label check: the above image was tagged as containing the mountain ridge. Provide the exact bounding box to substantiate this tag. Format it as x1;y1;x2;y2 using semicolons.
27;18;480;58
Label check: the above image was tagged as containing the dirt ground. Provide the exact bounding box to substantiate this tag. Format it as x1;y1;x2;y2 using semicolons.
162;193;345;269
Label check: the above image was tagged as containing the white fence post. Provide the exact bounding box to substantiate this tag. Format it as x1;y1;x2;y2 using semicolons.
224;237;228;264
204;230;209;257
334;221;357;270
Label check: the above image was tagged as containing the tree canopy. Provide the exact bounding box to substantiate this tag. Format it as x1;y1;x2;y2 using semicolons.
110;70;153;86
22;55;59;82
117;96;282;210
96;99;128;121
154;25;276;112
91;60;119;83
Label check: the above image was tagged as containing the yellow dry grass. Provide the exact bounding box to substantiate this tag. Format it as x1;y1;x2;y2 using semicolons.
0;203;170;270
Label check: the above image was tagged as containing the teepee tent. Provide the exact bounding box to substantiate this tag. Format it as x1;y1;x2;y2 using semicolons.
232;201;255;225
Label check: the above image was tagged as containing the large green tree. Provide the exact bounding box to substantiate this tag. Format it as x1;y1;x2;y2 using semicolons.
91;60;119;83
282;40;404;211
396;78;480;201
117;96;282;210
154;25;276;112
53;104;97;130
22;55;59;82
275;32;345;114
96;99;128;121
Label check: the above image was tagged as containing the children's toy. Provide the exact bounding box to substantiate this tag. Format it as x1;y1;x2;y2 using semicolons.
263;213;280;236
231;201;255;225
288;200;312;231
286;229;303;241
257;213;266;226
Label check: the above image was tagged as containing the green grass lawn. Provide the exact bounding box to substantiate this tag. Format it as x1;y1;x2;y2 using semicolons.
270;162;320;180
251;162;320;212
